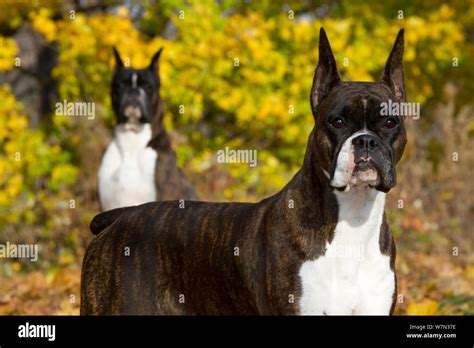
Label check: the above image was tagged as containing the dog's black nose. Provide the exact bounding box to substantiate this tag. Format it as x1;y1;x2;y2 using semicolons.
353;134;379;149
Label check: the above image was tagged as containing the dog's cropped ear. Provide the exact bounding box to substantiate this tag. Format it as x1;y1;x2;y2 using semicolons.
148;47;164;73
310;27;341;113
112;46;124;68
381;29;405;102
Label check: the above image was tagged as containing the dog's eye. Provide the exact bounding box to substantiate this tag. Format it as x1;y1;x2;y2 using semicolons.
331;117;346;129
383;117;398;129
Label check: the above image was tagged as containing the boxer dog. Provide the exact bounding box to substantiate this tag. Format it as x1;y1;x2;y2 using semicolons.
82;28;406;315
98;47;197;211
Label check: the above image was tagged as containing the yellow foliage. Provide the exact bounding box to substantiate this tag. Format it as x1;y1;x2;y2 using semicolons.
466;265;474;280
0;1;470;218
0;86;78;227
30;8;57;41
0;36;17;71
407;299;440;315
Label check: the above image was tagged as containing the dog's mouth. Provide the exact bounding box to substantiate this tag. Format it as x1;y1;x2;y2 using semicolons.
331;151;382;192
121;105;146;132
349;158;380;187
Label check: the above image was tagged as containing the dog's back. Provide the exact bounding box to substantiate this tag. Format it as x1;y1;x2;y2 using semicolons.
81;201;255;315
81;198;287;315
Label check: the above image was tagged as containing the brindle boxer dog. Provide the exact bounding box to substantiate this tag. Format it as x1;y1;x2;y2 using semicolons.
81;28;407;315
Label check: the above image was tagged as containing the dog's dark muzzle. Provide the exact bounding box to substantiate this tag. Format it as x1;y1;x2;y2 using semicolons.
352;134;396;192
120;89;149;123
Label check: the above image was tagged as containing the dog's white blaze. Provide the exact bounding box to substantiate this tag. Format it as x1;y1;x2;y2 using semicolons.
98;123;157;211
132;73;138;88
298;187;395;315
331;130;369;188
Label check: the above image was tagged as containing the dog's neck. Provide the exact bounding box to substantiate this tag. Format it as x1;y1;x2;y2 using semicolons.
148;95;171;151
278;129;386;258
114;123;153;153
289;130;336;214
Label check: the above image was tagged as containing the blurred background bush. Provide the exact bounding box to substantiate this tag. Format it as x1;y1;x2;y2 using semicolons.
0;0;472;315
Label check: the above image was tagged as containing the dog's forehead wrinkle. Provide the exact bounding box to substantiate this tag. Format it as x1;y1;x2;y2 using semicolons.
344;94;392;127
331;98;367;127
337;82;393;100
119;68;149;76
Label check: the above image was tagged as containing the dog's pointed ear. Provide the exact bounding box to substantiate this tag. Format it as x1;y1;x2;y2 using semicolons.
381;29;405;102
310;28;341;113
148;47;164;73
112;46;123;68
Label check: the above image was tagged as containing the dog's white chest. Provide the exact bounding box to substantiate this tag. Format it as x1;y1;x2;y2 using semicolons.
298;188;395;315
98;124;157;211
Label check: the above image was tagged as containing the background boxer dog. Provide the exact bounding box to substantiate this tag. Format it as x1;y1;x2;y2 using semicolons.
98;47;197;211
82;28;407;315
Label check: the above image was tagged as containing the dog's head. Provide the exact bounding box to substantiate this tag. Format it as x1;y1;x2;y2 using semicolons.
310;28;407;193
111;47;163;131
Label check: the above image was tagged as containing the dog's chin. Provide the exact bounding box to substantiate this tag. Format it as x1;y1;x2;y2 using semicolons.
122;122;144;133
118;106;151;133
352;162;379;184
331;162;382;192
117;118;147;133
